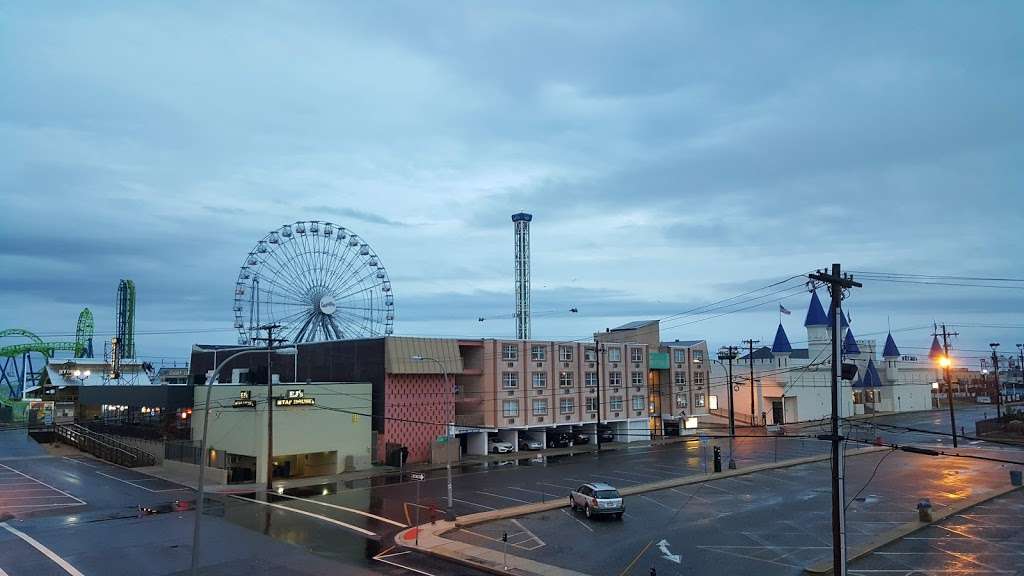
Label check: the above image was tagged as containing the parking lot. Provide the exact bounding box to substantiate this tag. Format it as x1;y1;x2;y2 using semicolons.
446;448;1020;575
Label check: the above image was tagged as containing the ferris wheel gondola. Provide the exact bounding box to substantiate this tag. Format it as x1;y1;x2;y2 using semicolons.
233;220;395;345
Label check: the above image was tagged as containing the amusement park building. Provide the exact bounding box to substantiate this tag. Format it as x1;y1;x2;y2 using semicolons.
715;291;939;426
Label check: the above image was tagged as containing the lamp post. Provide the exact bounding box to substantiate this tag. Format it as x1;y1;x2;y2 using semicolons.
938;355;956;448
715;347;739;470
191;346;296;576
411;355;454;514
991;343;1002;419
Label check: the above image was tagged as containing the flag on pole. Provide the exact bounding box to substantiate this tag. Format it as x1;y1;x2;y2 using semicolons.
779;304;791;315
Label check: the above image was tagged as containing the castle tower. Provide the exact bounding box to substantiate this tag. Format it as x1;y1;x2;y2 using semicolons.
805;291;830;360
771;323;792;367
882;332;901;383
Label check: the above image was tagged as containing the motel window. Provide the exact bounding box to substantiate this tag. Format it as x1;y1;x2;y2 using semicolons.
532;399;548;415
502;372;519;389
673;349;686;363
560;371;574;387
693;371;705;385
609;371;622;387
632;396;645;411
631;371;644;386
695;393;705;408
610;396;624;411
607;347;621;362
503;344;518;361
692;350;704;362
531;345;546;361
585;372;598;387
503;400;519;417
676;394;688;409
585;348;596;362
532;372;546;388
630;348;643;363
560;398;575;414
586;396;599;412
559;346;574;362
674;372;686;386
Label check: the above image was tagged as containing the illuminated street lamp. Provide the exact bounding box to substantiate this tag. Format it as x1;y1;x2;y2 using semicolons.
936;353;957;448
72;369;91;384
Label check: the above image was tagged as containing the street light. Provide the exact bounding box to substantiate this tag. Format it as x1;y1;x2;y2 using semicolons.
191;346;296;576
411;355;454;516
72;369;91;384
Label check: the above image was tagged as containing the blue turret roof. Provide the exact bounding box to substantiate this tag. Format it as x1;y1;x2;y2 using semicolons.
826;308;850;329
804;291;829;327
843;328;860;355
882;332;900;358
928;335;944;360
771;324;793;354
852;376;866;388
864;359;882;388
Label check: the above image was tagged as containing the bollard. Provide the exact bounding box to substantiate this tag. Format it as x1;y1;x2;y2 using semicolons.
713;446;722;473
1011;470;1022;487
917;498;933;522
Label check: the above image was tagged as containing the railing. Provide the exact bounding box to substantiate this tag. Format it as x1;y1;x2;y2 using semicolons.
55;423;158;468
707;408;758;426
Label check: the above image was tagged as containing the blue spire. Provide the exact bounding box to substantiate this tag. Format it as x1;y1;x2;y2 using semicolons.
804;291;829;327
772;323;792;353
864;359;882;388
882;332;900;358
843;328;860;355
928;335;944;360
826;307;850;329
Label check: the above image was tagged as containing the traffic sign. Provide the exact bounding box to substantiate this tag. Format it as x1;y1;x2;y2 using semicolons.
436;435;448;444
411;472;425;481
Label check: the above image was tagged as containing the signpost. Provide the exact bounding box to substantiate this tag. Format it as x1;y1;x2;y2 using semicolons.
411;472;425;545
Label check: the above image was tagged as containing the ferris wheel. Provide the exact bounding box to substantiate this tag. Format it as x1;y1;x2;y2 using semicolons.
233;220;394;345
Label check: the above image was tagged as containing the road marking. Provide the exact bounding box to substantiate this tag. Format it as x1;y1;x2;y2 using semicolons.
270;492;406;527
1;522;85;576
475;491;531;504
0;565;9;576
0;464;85;506
537;481;574;490
452;498;495;510
230;495;376;537
613;469;665;479
640;495;675;512
561;508;594;533
374;550;437;576
0;495;81;501
95;471;187;493
507;486;561;499
619;539;654;576
669;487;710;503
61;457;98;468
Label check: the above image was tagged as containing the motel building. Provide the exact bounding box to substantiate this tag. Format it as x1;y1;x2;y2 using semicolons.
189;323;712;466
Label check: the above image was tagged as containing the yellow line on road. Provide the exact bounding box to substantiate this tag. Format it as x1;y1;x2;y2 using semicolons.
619;539;654;576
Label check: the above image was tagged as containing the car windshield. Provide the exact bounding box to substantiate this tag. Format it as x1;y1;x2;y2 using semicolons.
595;490;620;499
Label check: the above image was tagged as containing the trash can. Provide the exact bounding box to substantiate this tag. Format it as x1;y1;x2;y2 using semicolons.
917;498;933;522
1011;470;1022;486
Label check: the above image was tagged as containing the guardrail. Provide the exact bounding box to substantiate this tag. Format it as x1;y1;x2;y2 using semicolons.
54;423;158;468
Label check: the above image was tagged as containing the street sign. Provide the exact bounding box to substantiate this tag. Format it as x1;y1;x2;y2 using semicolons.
436;435;448;444
411;472;425;481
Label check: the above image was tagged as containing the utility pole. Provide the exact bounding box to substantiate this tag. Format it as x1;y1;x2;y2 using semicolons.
936;324;959;448
809;264;861;576
717;346;739;470
991;343;1002;419
595;343;604;451
1017;344;1023;397
742;339;760;426
252;324;285;491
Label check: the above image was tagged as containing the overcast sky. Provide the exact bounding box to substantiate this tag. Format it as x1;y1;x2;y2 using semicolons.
1;2;1021;368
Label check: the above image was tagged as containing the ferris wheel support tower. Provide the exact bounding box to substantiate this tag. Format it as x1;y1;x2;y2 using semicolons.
512;212;532;340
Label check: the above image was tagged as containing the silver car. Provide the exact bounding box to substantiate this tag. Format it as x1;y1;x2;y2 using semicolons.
569;482;624;519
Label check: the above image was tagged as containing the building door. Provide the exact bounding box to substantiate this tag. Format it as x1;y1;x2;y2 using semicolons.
771;399;784;424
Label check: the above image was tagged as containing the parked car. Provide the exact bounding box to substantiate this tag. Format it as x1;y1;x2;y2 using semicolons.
597;427;615;443
569;482;624;519
572;429;591;445
547;431;573;448
488;439;515;454
518;436;544;451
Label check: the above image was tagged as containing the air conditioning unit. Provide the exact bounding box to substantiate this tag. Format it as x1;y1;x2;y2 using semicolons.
507;419;515;424
536;389;544;395
612;363;619;368
613;412;620;418
589;413;597;419
635;411;642;416
676;364;683;368
564;415;572;421
612;387;619;393
635;386;641;392
633;363;640;368
588;362;595;368
538;417;544;422
562;362;570;368
507;391;515;396
536;362;543;368
507;362;514;368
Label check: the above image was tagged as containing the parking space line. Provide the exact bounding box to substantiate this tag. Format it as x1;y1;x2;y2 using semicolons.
537;481;574;490
0;464;85;506
60;457;99;468
560;508;594;533
612;469;666;479
0;495;80;501
639;494;675;512
669;487;711;503
272;492;406;527
475;491;531;504
452;498;495;510
1;522;85;576
507;486;560;499
94;471;187;493
230;495;376;537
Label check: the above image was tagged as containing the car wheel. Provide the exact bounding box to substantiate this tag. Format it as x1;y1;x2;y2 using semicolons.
569;496;575;511
585;505;592;519
616;512;623;520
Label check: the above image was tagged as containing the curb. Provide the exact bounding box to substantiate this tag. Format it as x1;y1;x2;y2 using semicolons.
455;446;888;528
805;483;1024;574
